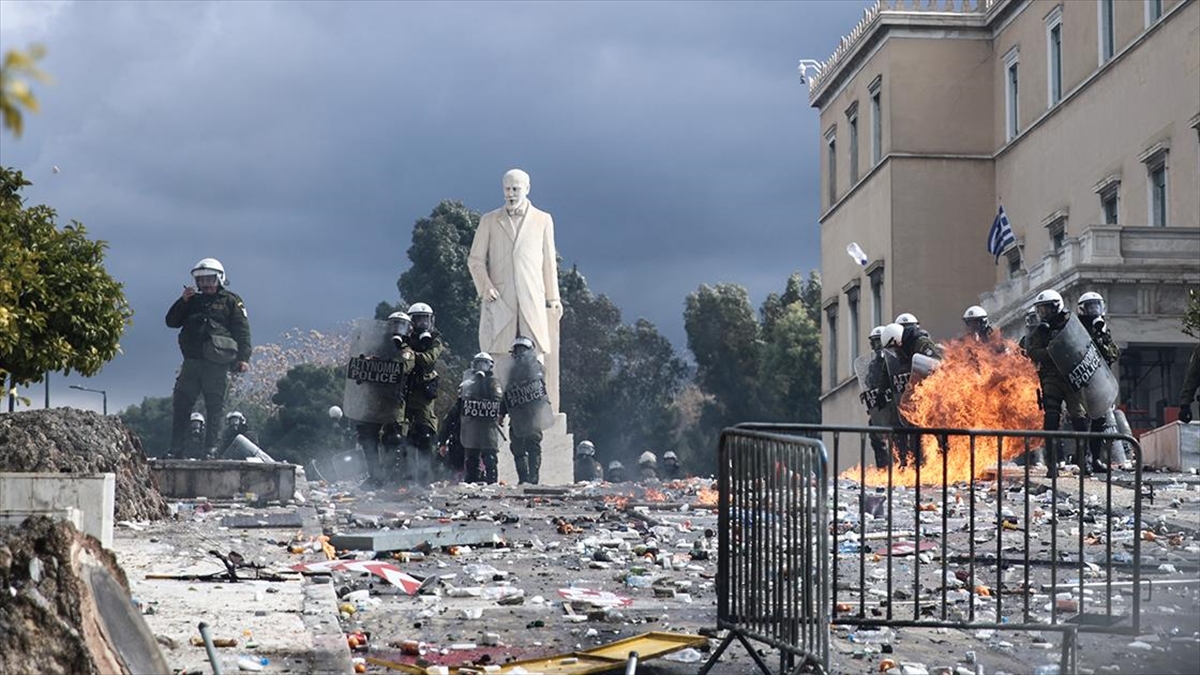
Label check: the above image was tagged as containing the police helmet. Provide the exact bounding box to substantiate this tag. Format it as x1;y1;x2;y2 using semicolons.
639;451;657;466
1032;289;1064;322
226;411;245;424
608;460;624;471
472;351;494;373
1077;291;1106;318
576;440;596;457
868;325;884;349
328;405;343;420
189;412;205;423
191;258;226;287
1024;307;1040;329
880;323;904;350
407;302;435;331
511;335;535;355
663;450;678;462
962;305;990;333
894;313;919;327
387;311;413;334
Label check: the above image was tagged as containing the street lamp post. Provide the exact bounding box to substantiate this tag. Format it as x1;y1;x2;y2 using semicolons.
69;385;107;415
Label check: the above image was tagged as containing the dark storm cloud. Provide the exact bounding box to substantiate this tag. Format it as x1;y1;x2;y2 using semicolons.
0;0;868;413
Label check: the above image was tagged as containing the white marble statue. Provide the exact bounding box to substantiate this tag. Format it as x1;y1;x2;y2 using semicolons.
468;168;562;408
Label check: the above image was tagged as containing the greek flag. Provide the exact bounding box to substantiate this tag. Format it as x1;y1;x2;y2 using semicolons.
987;205;1015;264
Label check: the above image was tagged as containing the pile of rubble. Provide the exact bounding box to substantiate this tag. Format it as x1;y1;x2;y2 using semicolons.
0;409;168;520
0;516;168;675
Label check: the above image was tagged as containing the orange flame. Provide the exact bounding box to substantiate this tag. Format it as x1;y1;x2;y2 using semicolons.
695;485;719;506
642;487;667;502
603;494;631;510
845;336;1042;487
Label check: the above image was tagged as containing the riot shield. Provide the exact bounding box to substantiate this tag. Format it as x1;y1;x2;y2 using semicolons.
1047;315;1119;417
459;375;502;450
853;354;872;395
343;319;409;424
884;348;911;402
911;353;941;377
503;355;554;437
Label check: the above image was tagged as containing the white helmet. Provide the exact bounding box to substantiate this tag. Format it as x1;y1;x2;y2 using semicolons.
226;411;245;424
1032;289;1064;321
407;302;435;332
638;451;657;466
880;323;904;350
663;450;678;462
894;313;919;327
576;440;596;457
511;335;535;354
189;412;205;423
962;305;988;320
191;258;226;287
868;325;884;349
472;351;494;373
1077;291;1106;318
328;405;343;420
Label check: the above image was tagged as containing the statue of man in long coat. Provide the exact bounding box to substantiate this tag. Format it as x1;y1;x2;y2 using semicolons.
468;168;562;409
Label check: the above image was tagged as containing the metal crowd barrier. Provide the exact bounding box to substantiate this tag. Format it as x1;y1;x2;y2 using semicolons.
700;426;829;675
703;423;1145;675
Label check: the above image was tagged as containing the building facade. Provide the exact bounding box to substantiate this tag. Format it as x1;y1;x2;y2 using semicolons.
810;0;1199;444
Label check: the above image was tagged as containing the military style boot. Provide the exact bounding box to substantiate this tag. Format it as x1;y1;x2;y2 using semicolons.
464;449;483;483
512;452;530;484
527;448;542;485
483;451;499;484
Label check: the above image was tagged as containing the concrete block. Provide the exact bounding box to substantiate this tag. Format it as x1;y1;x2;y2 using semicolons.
151;460;299;503
0;472;115;547
328;522;501;552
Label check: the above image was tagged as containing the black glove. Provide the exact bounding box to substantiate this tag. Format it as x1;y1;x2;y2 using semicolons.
1180;405;1193;424
1038;322;1051;332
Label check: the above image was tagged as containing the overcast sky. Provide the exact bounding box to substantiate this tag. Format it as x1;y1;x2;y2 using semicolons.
1;0;869;415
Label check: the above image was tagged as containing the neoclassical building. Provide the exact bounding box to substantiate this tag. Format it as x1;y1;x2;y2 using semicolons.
810;0;1199;438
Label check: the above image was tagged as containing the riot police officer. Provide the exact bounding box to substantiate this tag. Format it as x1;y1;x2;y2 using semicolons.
1025;290;1109;476
1077;293;1120;365
500;336;554;484
185;412;207;459
355;311;416;487
661;450;683;480
403;302;446;484
1017;308;1039;358
166;258;252;458
962;306;994;342
219;411;258;457
895;312;943;360
458;352;504;484
574;440;603;482
638;451;659;481
607;460;628;483
859;325;893;468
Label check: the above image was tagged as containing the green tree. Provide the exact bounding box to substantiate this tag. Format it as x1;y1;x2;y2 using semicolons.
384;200;482;359
558;264;621;440
758;301;822;423
1183;288;1200;339
684;283;763;426
1;45;50;138
0;168;133;405
118;395;174;457
259;362;344;463
600;318;688;460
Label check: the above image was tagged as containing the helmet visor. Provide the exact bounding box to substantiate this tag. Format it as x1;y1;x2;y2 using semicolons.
1079;299;1105;317
472;358;493;373
1035;303;1058;321
413;314;434;332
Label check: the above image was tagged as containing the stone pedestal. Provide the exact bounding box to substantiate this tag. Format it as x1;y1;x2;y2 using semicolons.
496;412;574;486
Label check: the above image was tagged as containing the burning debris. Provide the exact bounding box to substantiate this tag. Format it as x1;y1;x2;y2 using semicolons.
849;336;1043;487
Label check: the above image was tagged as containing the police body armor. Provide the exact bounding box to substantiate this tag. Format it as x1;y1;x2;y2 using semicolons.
503;355;554;438
883;348;911;405
855;353;898;427
459;373;503;450
1047;314;1119;418
342;319;414;424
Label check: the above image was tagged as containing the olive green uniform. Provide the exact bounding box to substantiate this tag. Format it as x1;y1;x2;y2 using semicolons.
404;335;446;481
166;288;251;456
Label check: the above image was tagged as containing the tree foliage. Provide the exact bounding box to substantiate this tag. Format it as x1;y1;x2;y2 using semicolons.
1;45;50;138
383;200;482;360
682;272;823;468
1183;288;1200;339
259;362;344;463
118;395;173;456
0;167;133;393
